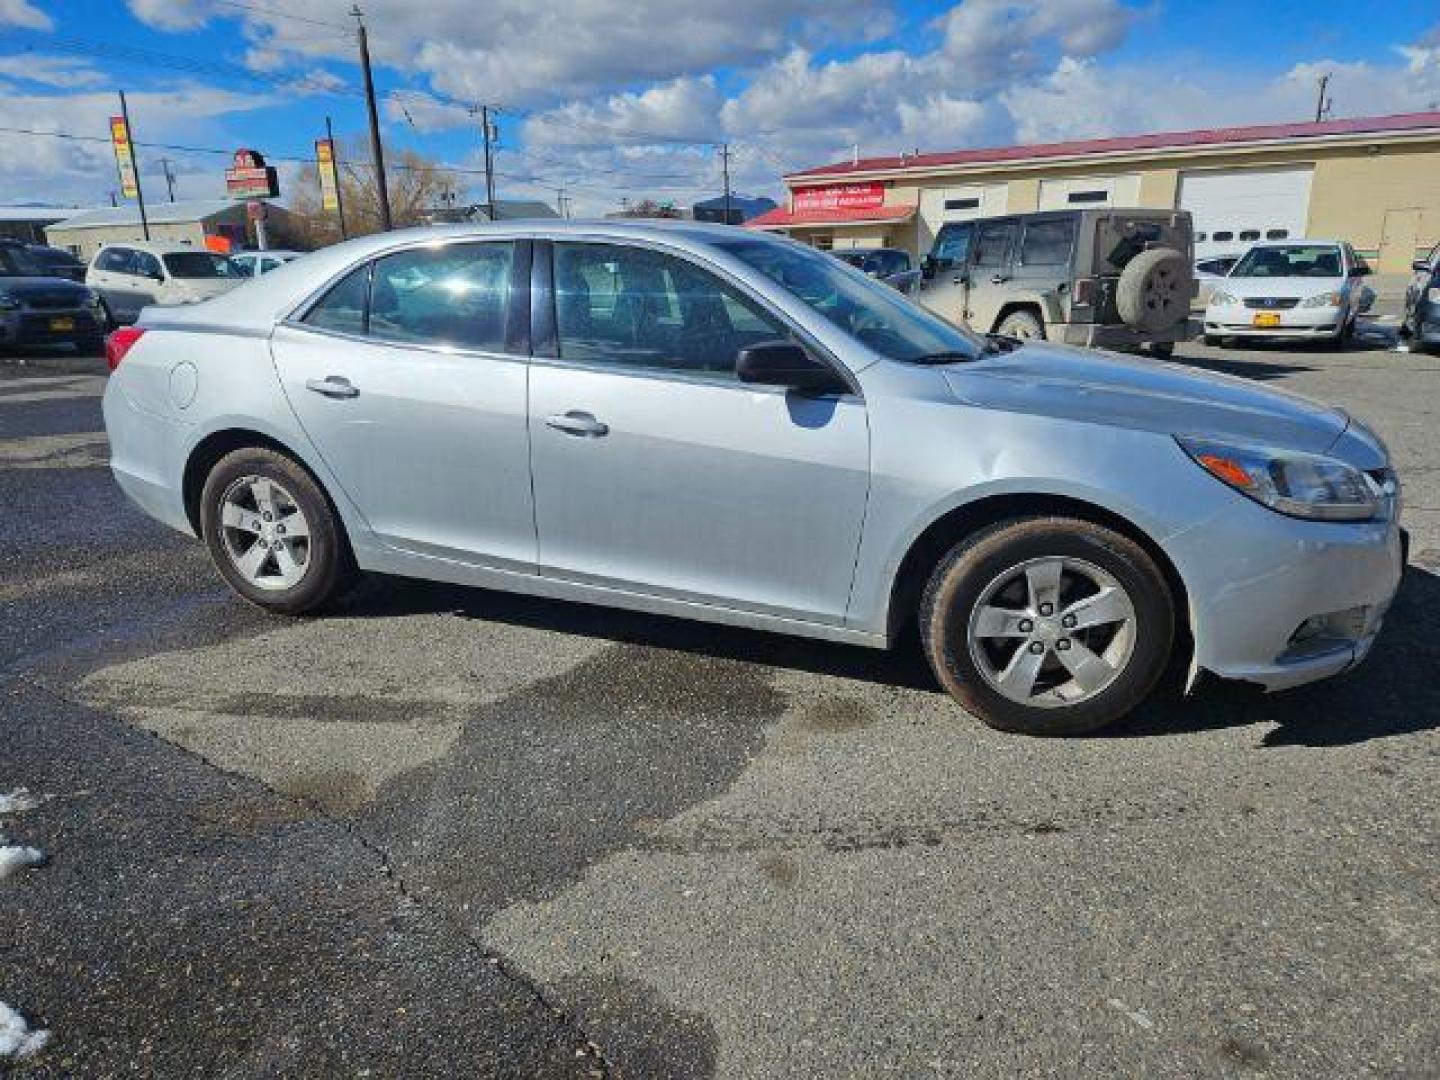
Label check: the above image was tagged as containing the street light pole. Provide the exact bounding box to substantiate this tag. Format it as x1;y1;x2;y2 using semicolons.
352;5;392;230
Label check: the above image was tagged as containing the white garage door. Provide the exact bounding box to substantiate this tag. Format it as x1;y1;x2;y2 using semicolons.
918;183;1007;249
1037;174;1141;211
1179;166;1313;258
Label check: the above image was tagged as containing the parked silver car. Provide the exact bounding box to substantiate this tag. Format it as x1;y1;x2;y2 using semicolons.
101;222;1404;735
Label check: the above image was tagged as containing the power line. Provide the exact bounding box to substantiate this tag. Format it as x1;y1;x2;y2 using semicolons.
208;0;353;31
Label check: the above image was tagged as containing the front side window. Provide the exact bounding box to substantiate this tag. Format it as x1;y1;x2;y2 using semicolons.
932;223;973;267
164;252;239;279
1231;244;1344;278
1020;218;1076;266
96;248;132;273
369;243;513;351
715;237;985;363
554;243;788;378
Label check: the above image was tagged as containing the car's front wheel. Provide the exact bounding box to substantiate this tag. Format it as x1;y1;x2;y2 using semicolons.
200;447;354;614
920;517;1175;736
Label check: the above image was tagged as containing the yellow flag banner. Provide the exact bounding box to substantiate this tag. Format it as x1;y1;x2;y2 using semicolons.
110;116;139;199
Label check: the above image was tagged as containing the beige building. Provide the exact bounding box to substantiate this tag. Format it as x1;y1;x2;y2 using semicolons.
747;110;1440;274
45;199;290;261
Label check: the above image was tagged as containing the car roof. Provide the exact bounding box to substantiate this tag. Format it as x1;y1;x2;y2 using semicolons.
96;240;226;255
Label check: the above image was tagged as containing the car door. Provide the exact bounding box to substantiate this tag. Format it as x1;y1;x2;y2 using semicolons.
916;222;974;325
964;218;1019;331
527;240;870;625
269;239;536;571
1009;215;1076;321
89;247;147;323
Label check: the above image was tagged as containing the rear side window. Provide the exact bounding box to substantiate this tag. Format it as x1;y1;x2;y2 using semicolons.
1019;218;1076;266
133;251;163;278
368;243;513;352
302;264;369;336
973;221;1016;269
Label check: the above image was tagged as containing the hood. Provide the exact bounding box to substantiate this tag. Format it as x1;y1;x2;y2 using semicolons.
0;275;92;300
1214;275;1345;300
943;342;1348;455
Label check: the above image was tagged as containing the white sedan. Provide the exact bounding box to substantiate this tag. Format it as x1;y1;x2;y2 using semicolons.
1203;240;1374;347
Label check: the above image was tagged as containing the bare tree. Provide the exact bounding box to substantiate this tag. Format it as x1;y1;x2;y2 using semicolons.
289;139;464;247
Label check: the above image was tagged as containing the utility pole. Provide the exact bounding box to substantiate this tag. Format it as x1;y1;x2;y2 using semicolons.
352;5;392;230
118;90;150;241
719;142;735;224
470;104;497;221
325;115;349;240
158;157;177;201
1314;72;1332;123
108;190;117;207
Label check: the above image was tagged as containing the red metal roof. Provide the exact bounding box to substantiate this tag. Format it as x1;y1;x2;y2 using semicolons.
745;203;916;229
788;110;1440;181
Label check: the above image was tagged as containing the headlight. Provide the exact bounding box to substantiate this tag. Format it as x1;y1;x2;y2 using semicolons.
1301;290;1343;308
0;290;20;311
1209;289;1238;307
1176;436;1380;521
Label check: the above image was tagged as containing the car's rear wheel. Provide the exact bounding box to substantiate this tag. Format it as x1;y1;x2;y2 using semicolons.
920;517;1175;736
200;447;354;614
997;309;1045;340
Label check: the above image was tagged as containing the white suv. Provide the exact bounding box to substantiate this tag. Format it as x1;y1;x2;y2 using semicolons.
87;242;246;325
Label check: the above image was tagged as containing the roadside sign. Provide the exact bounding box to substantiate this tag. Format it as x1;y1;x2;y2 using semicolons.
225;148;280;200
315;138;341;212
109;116;139;199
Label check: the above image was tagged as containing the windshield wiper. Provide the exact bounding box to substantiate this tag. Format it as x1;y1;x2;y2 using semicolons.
911;350;978;365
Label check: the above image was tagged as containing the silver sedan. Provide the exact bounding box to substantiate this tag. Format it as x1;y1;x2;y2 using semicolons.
101;222;1404;736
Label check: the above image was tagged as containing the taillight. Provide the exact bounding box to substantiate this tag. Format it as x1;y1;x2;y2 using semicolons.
1072;277;1096;305
105;326;145;372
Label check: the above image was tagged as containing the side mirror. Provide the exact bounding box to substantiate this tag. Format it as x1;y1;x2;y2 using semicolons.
737;341;847;394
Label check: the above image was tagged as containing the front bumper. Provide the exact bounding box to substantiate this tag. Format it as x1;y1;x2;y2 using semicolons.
1164;496;1404;692
1204;304;1344;339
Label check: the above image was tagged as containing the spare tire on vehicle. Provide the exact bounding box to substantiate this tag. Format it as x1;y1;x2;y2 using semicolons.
1116;247;1191;332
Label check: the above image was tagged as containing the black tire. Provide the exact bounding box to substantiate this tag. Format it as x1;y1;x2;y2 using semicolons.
996;309;1045;340
919;516;1175;736
1147;341;1175;359
200;446;356;614
1201;334;1220;346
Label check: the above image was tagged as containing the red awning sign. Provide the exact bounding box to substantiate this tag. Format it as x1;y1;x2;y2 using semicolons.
792;182;886;213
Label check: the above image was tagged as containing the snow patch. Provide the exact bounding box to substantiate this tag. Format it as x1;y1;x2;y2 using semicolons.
0;1001;50;1060
0;844;45;880
0;789;44;816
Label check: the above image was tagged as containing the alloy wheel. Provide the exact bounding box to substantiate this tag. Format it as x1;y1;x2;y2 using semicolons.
218;475;312;591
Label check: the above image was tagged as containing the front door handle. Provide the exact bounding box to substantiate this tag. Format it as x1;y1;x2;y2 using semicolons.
306;375;359;399
990;274;1009;285
545;410;609;437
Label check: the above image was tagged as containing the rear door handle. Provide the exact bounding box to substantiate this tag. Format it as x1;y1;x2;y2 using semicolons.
545;410;609;437
306;375;359;399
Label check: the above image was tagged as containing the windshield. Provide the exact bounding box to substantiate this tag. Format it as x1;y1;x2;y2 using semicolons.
163;252;242;279
1231;245;1343;279
0;248;43;277
715;238;984;363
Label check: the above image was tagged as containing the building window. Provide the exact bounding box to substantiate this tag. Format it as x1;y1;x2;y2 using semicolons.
1195;231;1207;242
1238;229;1261;241
1212;230;1235;242
1067;190;1109;204
944;197;980;211
1265;228;1289;240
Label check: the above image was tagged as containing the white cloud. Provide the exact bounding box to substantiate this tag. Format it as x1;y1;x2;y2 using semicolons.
0;0;50;30
125;0;210;31
523;76;725;150
0;54;105;87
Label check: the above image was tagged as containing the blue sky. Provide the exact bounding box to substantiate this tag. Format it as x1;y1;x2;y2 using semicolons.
1;0;1437;214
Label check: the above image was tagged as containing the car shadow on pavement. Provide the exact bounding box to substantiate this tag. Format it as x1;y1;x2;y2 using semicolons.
1170;352;1316;380
335;563;1438;747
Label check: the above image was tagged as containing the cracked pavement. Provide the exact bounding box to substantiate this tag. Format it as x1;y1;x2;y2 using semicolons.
2;337;1438;1077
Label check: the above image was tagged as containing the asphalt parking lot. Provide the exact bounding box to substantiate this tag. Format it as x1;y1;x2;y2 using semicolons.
2;322;1437;1076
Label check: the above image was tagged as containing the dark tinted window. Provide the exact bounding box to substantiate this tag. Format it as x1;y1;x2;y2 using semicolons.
555;243;788;378
302;264;369;336
164;252;241;279
133;251;162;278
932;222;973;267
973;221;1016;269
1238;229;1261;241
861;250;909;276
1195;231;1207;242
96;248;132;273
0;248;41;276
1265;228;1289;240
944;197;980;211
1212;230;1234;242
1020;218;1076;266
1067;190;1108;204
369;243;513;351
